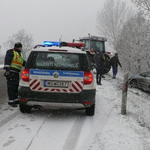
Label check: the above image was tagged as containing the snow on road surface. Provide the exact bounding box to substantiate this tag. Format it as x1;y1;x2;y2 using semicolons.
0;72;150;150
0;64;3;68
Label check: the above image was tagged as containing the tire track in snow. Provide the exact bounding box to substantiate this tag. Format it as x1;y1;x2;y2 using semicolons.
77;79;122;150
62;116;85;150
26;116;47;150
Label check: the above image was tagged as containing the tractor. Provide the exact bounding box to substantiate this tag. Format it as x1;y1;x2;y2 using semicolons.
79;35;111;74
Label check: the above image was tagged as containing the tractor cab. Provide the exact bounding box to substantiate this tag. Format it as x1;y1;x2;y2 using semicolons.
79;35;111;74
80;36;107;54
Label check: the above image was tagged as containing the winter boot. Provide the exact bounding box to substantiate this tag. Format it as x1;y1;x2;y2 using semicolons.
8;102;17;107
112;76;116;79
14;99;19;104
102;75;105;78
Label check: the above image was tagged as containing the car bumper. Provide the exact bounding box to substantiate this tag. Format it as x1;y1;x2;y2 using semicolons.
18;86;96;109
22;101;86;109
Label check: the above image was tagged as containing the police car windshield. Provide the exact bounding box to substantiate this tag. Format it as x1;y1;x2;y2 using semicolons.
26;52;90;71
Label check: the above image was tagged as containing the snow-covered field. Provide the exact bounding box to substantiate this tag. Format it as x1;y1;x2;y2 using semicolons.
0;70;150;150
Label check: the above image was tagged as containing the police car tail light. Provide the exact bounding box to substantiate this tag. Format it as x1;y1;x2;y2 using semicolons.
22;69;29;82
84;72;93;84
19;98;28;102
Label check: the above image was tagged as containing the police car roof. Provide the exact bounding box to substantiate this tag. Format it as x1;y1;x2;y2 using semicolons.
32;46;86;54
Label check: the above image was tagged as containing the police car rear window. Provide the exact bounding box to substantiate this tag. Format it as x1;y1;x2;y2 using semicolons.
26;52;90;71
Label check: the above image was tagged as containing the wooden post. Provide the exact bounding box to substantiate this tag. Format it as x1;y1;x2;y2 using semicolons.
121;72;128;115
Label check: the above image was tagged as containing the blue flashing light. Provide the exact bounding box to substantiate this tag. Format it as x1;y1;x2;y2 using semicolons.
43;41;60;46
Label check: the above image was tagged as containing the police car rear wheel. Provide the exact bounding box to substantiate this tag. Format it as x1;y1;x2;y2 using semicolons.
86;104;95;116
19;104;31;113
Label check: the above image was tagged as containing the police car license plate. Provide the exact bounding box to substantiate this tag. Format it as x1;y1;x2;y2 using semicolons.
44;80;69;88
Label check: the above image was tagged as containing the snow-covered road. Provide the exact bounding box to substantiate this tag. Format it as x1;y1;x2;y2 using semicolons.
0;72;150;150
0;109;85;150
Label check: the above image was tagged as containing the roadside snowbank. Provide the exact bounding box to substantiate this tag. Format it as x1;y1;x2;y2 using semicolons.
95;72;150;150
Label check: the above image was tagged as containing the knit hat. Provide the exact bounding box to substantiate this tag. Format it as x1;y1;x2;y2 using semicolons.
14;42;22;48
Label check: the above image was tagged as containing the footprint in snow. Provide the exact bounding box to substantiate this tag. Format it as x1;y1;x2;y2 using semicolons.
3;136;15;147
8;127;13;131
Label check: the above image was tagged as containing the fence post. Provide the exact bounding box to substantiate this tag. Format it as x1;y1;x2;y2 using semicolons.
121;72;129;115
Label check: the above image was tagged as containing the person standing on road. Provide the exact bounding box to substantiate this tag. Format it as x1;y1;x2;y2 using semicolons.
4;43;26;107
94;50;105;85
101;52;111;78
110;53;122;79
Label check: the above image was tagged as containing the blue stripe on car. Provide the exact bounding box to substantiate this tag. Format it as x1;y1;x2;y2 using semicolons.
30;69;84;77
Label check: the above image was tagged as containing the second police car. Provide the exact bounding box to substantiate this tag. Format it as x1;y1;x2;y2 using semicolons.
18;41;96;116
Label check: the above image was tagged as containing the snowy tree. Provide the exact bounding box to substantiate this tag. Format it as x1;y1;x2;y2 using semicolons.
132;0;150;15
115;12;150;75
96;0;132;48
4;29;34;60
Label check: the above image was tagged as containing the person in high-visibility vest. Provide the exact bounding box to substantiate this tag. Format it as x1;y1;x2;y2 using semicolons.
4;43;26;107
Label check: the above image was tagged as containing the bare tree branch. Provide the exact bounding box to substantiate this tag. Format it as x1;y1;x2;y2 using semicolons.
96;0;133;48
115;12;150;75
132;0;150;14
4;29;34;60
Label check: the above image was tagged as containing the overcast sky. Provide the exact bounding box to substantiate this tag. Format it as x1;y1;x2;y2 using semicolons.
0;0;132;53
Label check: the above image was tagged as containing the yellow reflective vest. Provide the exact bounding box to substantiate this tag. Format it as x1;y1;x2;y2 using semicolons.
10;50;24;71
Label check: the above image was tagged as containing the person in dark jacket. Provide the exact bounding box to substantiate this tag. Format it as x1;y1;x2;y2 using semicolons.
4;43;26;107
94;50;105;85
102;52;111;76
110;53;122;79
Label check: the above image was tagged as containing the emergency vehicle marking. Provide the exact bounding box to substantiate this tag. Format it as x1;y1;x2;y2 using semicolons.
29;79;83;93
30;69;84;77
29;69;83;93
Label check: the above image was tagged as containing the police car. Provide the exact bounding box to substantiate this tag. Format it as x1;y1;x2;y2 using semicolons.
18;41;96;116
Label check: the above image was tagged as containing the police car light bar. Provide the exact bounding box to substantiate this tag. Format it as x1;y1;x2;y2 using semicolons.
43;41;60;46
42;41;85;49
